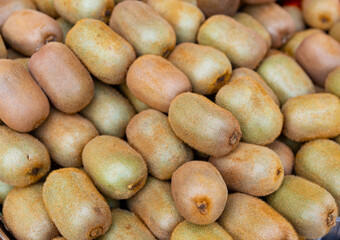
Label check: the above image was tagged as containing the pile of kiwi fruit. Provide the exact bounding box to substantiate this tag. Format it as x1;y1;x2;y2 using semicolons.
0;0;339;239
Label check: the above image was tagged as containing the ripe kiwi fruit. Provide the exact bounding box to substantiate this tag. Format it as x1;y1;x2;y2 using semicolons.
0;180;13;204
127;177;184;240
118;83;149;113
284;5;305;32
98;208;156;240
195;0;240;17
56;18;73;43
210;143;284;197
330;21;340;43
82;135;147;200
65;19;136;85
267;140;295;175
325;66;340;97
168;43;232;95
3;184;59;240
126;55;192;113
13;58;29;71
109;1;176;57
168;92;241;157
33;0;58;17
81;81;136;138
282;93;340;142
29;42;94;114
171;221;233;240
0;34;7;59
295;139;340;211
34;108;99;168
2;9;63;56
198;15;267;69
171;161;228;225
267;175;338;239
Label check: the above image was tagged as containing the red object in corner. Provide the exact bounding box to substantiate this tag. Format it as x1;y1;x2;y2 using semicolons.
283;0;301;8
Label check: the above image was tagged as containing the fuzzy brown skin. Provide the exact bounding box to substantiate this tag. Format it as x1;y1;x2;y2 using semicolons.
168;92;241;157
127;177;183;240
198;15;267;69
98;209;156;240
196;0;240;17
168;43;232;95
219;193;298;240
171;161;228;225
0;34;7;59
295;139;340;212
267;140;295;175
34;109;98;168
29;42;94;113
109;1;176;57
3;184;59;240
244;3;295;48
119;83;149;113
127;55;192;113
56;18;73;43
0;0;36;29
0;180;13;204
66;19;136;85
52;238;66;240
325;66;340;97
43;168;112;240
284;5;305;32
282;93;340;142
0;60;50;132
210;143;283;197
267;176;338;239
2;10;62;56
33;0;58;17
13;58;29;71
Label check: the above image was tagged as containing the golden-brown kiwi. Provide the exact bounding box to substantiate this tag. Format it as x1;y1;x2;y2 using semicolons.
33;0;58;17
65;19;136;85
127;177;184;240
119;83;150;113
169;92;241;157
56;18;73;43
109;1;176;57
29;42;94;113
0;59;50;132
2;9;63;56
284;5;305;32
0;180;13;204
195;0;240;17
197;15;267;69
0;34;7;59
325;66;340;97
330;21;340;43
43;168;112;240
168;43;232;95
171;161;228;225
126;55;192;113
267;140;295;175
34;108;98;168
3;184;59;240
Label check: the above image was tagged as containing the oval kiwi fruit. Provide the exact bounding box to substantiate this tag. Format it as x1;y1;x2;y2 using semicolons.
3;184;59;240
33;0;58;17
0;34;7;59
56;18;73;43
325;66;340;97
168;92;241;157
118;83;149;113
168;43;232;95
267;140;295;175
195;0;240;17
0;0;36;29
0;180;13;204
284;5;305;32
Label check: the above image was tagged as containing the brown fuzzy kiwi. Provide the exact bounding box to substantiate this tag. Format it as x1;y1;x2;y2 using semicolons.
34;108;98;168
43;168;112;240
171;161;228;225
127;177;184;240
33;0;58;17
0;180;13;204
267;140;295;175
267;175;338;239
168;92;241;157
325;66;340;97
195;0;240;17
3;184;59;240
197;15;267;69
118;83;150;113
2;9;63;56
0;59;50;132
219;193;298;240
56;18;73;43
284;5;305;32
126;55;192;113
0;34;7;59
109;1;176;57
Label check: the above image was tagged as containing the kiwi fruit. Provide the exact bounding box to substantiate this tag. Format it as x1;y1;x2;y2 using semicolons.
171;161;228;225
126;55;192;113
295;139;340;211
244;3;295;48
171;221;233;240
329;21;340;43
118;83;149;113
267;175;338;239
267;140;295;175
3;184;59;240
65;19;136;85
53;238;66;240
109;1;176;57
278;135;303;154
2;9;63;56
168;43;232;95
168;92;241;157
195;0;240;17
98;208;156;240
257;54;315;105
284;5;305;32
54;0;114;24
0;180;13;204
147;0;205;43
295;32;340;87
33;0;58;17
325;66;340;97
0;126;50;187
180;0;196;5
29;42;94;113
127;177;184;240
126;109;193;180
56;18;73;43
282;93;340;142
0;34;7;59
34;108;98;168
82;135;147;200
6;48;25;59
43;168;111;240
81;81;136;138
13;58;29;71
197;15;267;69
